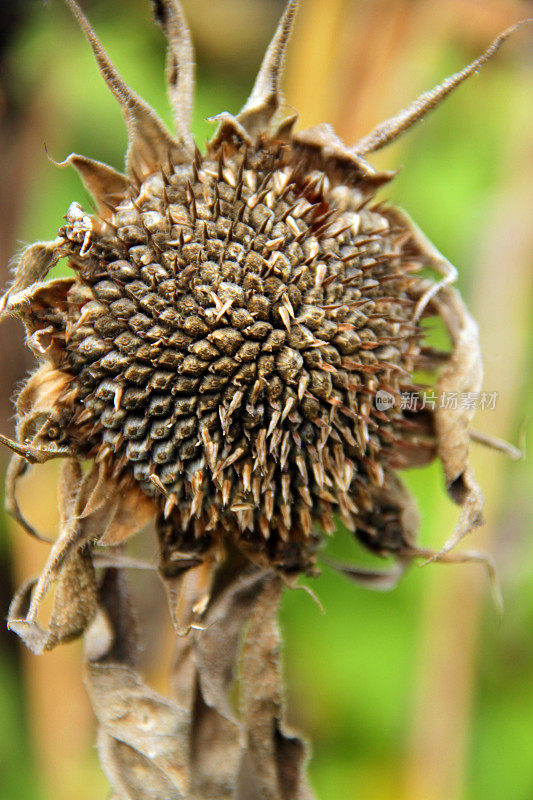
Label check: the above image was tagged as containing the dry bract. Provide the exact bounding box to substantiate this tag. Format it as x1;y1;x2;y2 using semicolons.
2;1;529;796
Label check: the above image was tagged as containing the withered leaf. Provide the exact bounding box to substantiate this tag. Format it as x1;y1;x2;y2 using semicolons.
86;570;190;800
8;546;96;654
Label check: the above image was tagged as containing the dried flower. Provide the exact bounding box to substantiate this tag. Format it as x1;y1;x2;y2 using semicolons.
2;2;530;796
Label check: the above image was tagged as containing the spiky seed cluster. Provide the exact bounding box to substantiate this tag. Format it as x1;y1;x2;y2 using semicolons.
46;143;425;569
2;0;528;594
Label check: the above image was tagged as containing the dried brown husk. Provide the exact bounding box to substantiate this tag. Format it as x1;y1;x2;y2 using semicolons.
85;565;313;800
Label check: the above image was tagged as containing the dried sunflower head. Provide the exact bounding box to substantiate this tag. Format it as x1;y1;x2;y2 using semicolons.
2;0;529;649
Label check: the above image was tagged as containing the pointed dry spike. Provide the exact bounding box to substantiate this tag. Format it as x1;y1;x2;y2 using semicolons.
321;362;337;375
224;220;235;246
217;147;225;181
247;192;259;211
233;157;246;201
298;485;312;508
200;425;211;447
207;441;219;471
333;444;345;475
281;473;292;504
149;473;169;496
269;428;282;457
315;262;327;288
194;142;202;168
55;154;130;217
210;291;223;312
298;374;309;401
251;379;262;404
265;466;278;495
226;391;244;420
259;514;271;540
230;502;255;513
164;492;177;518
299;506;312;537
283;293;295;317
221;446;246;471
243;461;252;493
353;19;533;156
186;179;197;221
281;395;295;422
258;214;273;235
206;504;218;530
295;454;307;483
222;167;237;188
265;236;285;253
279;304;291;333
280;430;290;470
338;502;355;530
215;298;233;324
212;183;221;220
266;409;281;439
152;0;195;148
256;428;267;466
190;156;200;185
63;0;189;180
311;460;325;490
286;215;300;237
76;408;94;425
236;0;298;135
319;488;337;504
190;489;204;517
280;503;290;529
113;385;123;411
265;488;274;521
294;225;312;244
222;478;231;506
191;469;203;495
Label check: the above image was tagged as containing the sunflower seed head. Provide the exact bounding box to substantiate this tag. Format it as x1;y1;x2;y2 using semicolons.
3;1;528;583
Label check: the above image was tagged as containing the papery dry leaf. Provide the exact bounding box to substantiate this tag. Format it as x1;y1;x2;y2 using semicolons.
8;546;96;654
188;569;277;800
86;563;313;799
85;570;189;800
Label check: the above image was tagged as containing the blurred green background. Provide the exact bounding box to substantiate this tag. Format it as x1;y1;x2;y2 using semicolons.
0;1;532;799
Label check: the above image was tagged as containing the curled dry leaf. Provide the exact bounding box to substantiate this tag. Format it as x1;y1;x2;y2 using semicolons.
86;570;189;799
8;547;96;654
416;279;485;556
85;566;313;799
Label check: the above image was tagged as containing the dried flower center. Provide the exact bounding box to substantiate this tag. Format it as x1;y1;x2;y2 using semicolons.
38;142;423;563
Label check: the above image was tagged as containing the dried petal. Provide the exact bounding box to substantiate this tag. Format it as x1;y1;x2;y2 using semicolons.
152;0;195;150
63;0;190;178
